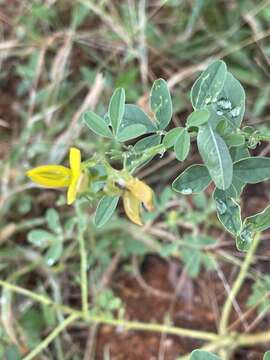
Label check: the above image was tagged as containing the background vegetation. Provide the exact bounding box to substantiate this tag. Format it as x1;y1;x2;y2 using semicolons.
1;0;270;359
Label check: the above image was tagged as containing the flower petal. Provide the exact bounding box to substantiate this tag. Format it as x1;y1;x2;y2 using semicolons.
67;176;78;205
123;191;142;226
125;178;154;211
69;147;81;176
67;147;82;205
26;165;71;188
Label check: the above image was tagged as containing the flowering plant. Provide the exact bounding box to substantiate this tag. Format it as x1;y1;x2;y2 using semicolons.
27;60;270;252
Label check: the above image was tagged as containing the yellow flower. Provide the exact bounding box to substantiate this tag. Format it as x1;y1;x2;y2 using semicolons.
122;177;154;226
26;147;84;205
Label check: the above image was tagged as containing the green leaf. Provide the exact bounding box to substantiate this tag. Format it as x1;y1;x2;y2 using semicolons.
213;188;242;236
224;133;245;147
181;248;201;278
184;234;217;247
205;107;226;131
163;128;182;149
190;350;221;360
233;157;270;184
27;229;54;247
172;164;211;195
109;87;125;135
94;196;119;228
186;109;210;127
191;60;227;109
215;117;228;135
174;128;190;161
236;224;253;252
83;110;112;138
214;72;245;130
244;205;270;232
247;275;270;315
197;124;233;190
264;350;270;360
230;146;250;162
46;208;62;234
116;124;146;142
125;134;161;169
201;253;217;271
150;78;172;129
44;240;63;266
230;146;250;197
116;104;156;142
134;134;161;151
5;345;21;360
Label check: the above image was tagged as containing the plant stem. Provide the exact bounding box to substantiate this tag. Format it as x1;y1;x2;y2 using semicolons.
87;315;218;341
128;144;166;173
218;232;261;357
78;229;88;316
219;233;260;334
22;314;78;360
0;279;78;316
2;263;270;354
0;280;217;342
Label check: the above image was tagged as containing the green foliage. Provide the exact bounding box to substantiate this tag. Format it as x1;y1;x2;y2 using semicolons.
161;234;217;279
233;157;270;184
27;208;64;265
46;208;62;234
237;205;270;251
80;57;270;252
190;349;221;359
215;72;245;130
197;124;233;190
92;289;123;317
3;4;270;359
213;188;242;236
163;128;182;149
174;128;191;161
4;346;21;360
94;196;120;228
117;104;156;141
173;164;211;194
186;109;210;127
27;229;55;247
224;133;245;147
150;78;172;130
244;205;270;232
134;134;161;151
191;60;227;109
109;87;125;135
264;351;270;360
247;275;270;315
83;111;113;138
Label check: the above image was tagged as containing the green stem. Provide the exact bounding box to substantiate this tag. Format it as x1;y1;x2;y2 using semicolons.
22;314;78;360
0;279;79;316
2;268;270;354
219;233;260;335
78;229;88;316
237;331;270;346
0;280;217;342
127;144;166;173
87;316;218;341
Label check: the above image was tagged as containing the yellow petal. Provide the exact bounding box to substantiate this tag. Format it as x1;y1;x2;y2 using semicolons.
125;178;154;211
67;176;78;205
69;147;81;176
123;191;143;226
26;165;71;188
67;147;82;205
